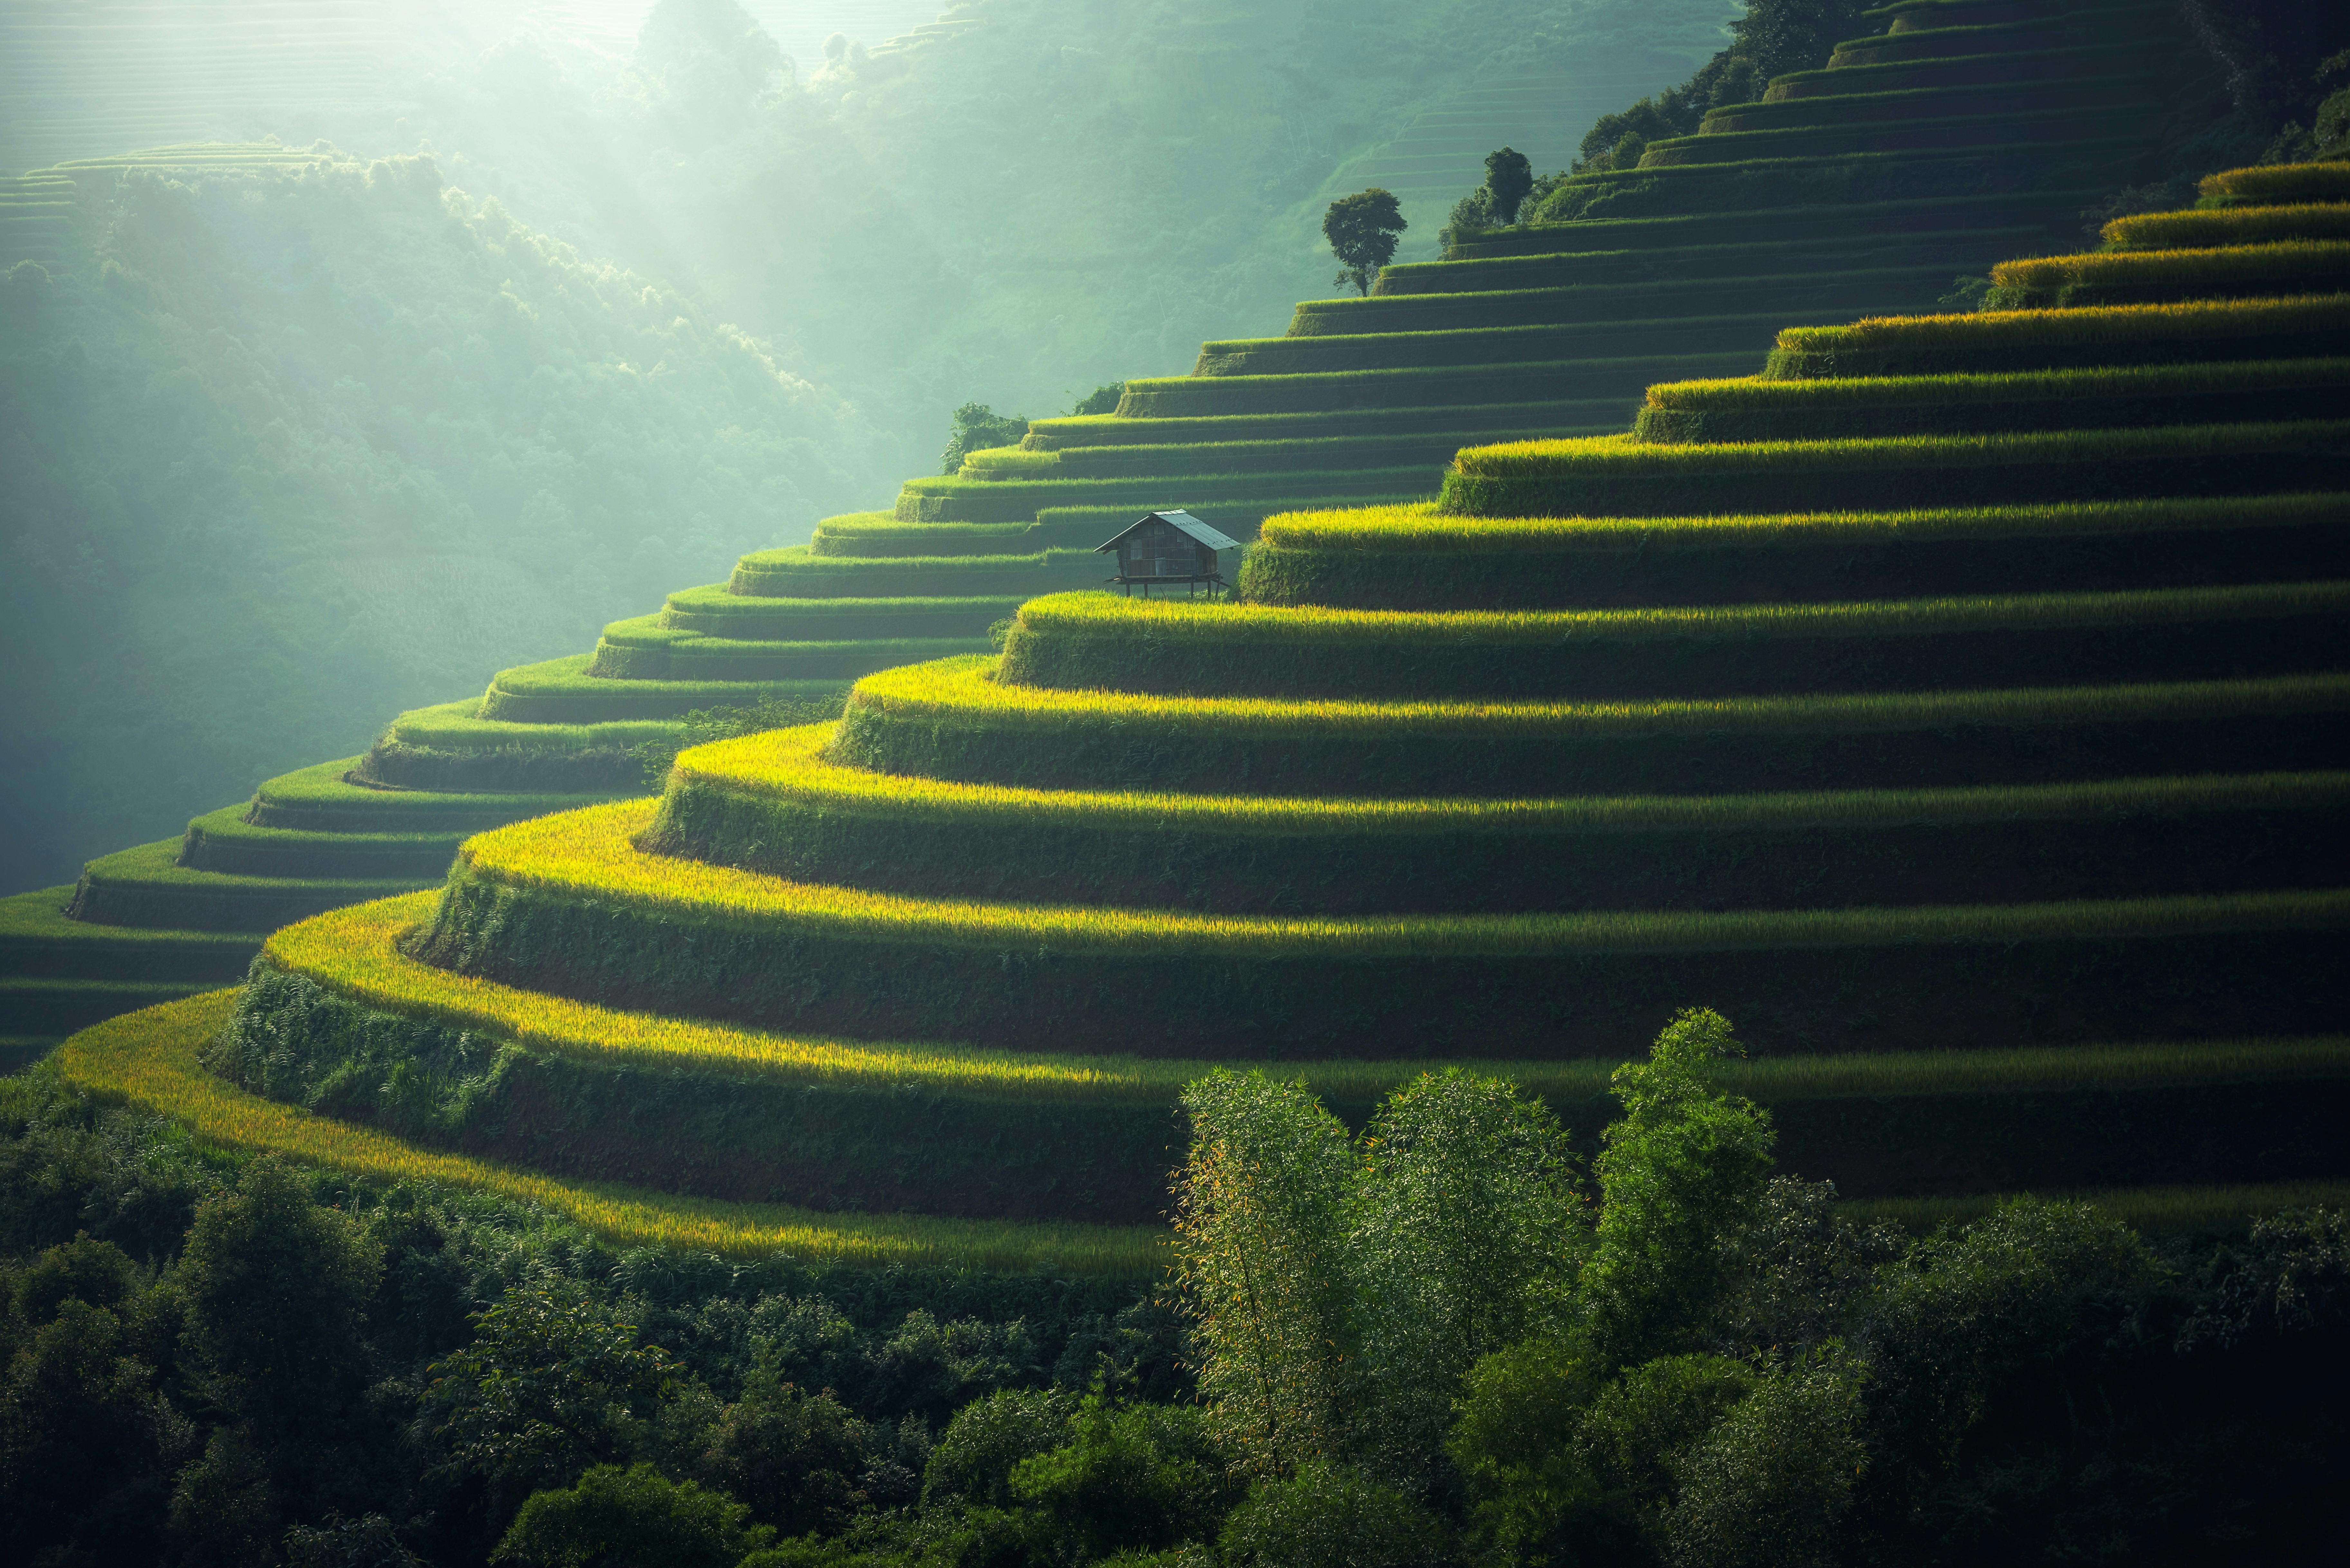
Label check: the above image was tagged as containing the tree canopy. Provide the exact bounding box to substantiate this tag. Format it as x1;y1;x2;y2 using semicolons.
1323;188;1408;296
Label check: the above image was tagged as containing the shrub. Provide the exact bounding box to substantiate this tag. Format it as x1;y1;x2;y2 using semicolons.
1009;1394;1239;1560
1215;1462;1448;1568
1662;1349;1867;1568
938;403;1029;476
922;1387;1075;1509
490;1463;773;1568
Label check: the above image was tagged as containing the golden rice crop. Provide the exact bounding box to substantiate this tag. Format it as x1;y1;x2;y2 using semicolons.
1447;419;2350;478
451;795;2350;960
1988;240;2350;289
1771;293;2350;354
1641;358;2350;411
255;896;2350;1111
2199;161;2350;202
2102;204;2350;252
1010;581;2350;646
54;991;1167;1276
1252;493;2346;555
681;723;2350;841
849;654;2350;742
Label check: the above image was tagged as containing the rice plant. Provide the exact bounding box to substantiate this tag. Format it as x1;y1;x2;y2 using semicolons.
53;992;1165;1277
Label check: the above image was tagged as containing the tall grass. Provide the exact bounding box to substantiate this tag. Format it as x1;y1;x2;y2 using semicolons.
1251;493;2345;555
680;723;2350;843
247;757;613;826
2102;204;2350;252
1004;580;2350;652
257;897;2350;1112
848;654;2350;746
54;992;1165;1277
450;796;2350;960
1764;295;2350;378
1642;358;2350;414
1449;420;2350;481
2199;162;2350;203
1984;240;2350;303
377;699;683;755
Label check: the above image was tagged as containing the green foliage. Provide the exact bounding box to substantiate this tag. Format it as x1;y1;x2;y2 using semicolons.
1447;1337;1618;1567
1325;189;1408;296
492;1463;774;1568
1008;1391;1239;1562
922;1387;1076;1509
425;1282;679;1508
10;1233;140;1323
1216;1461;1450;1568
1485;147;1536;227
1582;1010;1774;1369
1170;1072;1358;1474
689;1373;875;1536
1556;0;1865;187
1068;383;1127;417
939;404;1032;477
1660;1349;1865;1568
0;1294;192;1563
1853;1199;2152;1520
177;1158;385;1444
1351;1072;1586;1479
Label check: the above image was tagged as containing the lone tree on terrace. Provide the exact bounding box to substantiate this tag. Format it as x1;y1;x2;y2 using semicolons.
1324;188;1407;296
1484;146;1534;226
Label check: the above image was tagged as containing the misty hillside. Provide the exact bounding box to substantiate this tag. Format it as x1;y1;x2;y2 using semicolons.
0;0;1732;890
0;148;889;892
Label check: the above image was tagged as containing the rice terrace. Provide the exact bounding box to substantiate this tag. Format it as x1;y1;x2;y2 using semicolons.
3;1;2348;1564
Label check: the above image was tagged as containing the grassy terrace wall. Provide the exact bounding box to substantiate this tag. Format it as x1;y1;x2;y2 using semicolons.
1236;494;2350;610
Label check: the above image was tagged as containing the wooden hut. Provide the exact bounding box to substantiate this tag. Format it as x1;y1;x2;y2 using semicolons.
1095;510;1241;598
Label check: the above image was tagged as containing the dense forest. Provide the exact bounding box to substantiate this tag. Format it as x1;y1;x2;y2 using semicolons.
6;1017;2345;1565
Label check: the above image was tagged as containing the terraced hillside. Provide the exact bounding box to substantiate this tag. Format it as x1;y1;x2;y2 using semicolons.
71;158;2343;1269
390;0;2206;786
1320;67;1671;249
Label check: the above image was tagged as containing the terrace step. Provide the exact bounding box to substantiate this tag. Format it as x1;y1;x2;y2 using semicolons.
1446;190;2108;261
992;582;2350;703
1238;493;2350;611
409;797;2350;1060
64;838;428;932
240;757;618;833
1632;357;2350;443
656;722;2350;917
476;654;860;724
1435;420;2350;520
831;657;2350;799
585;618;994;682
178;806;465;881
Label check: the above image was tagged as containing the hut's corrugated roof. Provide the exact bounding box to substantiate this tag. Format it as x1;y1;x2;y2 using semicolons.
1094;509;1243;554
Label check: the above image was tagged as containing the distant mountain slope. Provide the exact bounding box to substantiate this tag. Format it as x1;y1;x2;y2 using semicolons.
0;145;889;892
